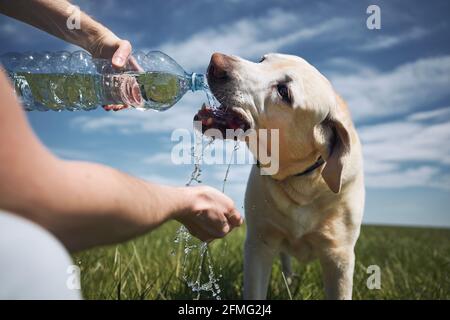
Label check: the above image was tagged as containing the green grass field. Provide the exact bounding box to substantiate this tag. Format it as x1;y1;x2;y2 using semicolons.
74;222;450;300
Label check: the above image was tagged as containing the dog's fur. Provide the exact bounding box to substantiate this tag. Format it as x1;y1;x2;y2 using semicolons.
208;53;365;300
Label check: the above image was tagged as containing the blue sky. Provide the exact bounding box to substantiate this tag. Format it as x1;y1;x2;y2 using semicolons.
1;0;449;227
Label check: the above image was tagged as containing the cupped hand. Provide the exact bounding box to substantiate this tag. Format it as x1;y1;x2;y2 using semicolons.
176;186;243;242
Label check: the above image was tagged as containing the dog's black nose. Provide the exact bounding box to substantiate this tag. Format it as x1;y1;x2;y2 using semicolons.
208;52;233;81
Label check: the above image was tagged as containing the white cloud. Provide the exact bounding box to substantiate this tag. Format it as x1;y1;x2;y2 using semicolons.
365;166;440;188
0;21;39;46
360;107;450;190
363;160;398;175
0;22;18;36
407;106;450;122
358;27;429;51
158;9;349;70
141;152;173;165
329;55;450;121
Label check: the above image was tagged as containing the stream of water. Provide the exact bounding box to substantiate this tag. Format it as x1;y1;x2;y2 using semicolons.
172;87;239;300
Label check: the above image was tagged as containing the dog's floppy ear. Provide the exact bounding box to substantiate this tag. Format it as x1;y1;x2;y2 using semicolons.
321;115;351;193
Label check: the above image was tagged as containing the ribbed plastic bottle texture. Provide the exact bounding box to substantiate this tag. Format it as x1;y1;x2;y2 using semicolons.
0;51;206;112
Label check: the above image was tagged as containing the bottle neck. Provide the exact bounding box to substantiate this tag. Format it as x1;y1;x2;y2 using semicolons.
189;73;206;92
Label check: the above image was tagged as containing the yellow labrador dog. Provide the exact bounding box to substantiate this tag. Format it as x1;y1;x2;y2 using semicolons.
195;52;364;300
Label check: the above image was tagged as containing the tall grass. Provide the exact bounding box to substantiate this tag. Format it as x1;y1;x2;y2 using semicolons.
74;223;450;299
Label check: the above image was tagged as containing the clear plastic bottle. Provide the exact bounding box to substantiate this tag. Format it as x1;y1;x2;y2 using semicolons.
0;51;207;112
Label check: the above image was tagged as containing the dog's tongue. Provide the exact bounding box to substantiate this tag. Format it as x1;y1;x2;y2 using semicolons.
194;104;249;138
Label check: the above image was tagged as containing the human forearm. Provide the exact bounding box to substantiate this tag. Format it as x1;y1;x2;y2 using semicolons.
0;69;242;252
29;160;188;251
0;70;181;251
13;159;243;252
0;0;119;57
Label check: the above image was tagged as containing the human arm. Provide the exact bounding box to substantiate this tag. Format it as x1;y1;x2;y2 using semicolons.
0;70;242;252
0;0;132;68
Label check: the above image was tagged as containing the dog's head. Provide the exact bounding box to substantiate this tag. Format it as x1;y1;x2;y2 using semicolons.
196;52;351;193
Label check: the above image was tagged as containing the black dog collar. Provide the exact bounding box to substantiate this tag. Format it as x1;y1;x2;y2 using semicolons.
256;156;325;177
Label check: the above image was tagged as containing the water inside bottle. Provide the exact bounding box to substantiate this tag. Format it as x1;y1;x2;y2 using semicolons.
14;72;100;110
11;71;189;111
134;72;189;111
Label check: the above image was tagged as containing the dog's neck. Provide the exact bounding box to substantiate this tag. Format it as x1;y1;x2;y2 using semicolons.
256;156;324;178
256;124;335;181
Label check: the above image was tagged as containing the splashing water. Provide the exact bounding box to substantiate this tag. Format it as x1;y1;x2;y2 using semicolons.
171;87;220;300
223;141;240;193
173;134;221;300
173;228;223;299
204;86;219;109
171;85;241;300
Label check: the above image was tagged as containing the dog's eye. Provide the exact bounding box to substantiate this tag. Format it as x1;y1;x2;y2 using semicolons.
259;56;266;63
277;84;291;103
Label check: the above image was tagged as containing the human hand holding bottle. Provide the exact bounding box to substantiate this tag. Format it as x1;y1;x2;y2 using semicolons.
87;32;134;69
87;30;142;111
0;0;140;111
